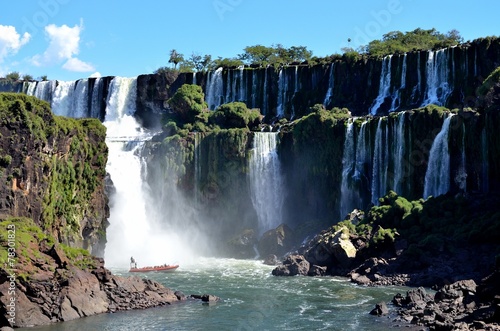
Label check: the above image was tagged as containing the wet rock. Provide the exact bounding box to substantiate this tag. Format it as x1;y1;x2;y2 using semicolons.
263;254;280;266
308;265;327;277
257;224;295;258
370;302;389;316
272;254;310;276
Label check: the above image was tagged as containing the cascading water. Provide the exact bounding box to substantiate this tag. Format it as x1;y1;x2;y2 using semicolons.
249;132;284;235
276;69;288;118
392;111;406;195
455;123;467;192
340;120;356;218
411;54;422;102
90;77;103;119
104;77;195;268
371;118;389;205
390;54;407;111
370;55;393;115
51;80;76;117
251;70;258;108
422;49;452;106
423;113;455;199
72;79;89;118
206;67;224;110
239;66;246;102
481;115;489;193
262;67;268;115
291;65;299;118
26;80;56;103
323;62;335;107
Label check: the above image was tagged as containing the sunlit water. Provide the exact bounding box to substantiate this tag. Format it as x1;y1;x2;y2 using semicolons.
21;258;414;331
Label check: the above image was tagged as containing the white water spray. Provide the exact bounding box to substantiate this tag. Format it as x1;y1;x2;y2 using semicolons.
423;113;455;199
370;55;393;115
249;132;284;235
340;120;356;218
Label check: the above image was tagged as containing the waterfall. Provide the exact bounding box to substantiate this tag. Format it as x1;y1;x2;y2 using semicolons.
340;120;356;218
422;49;452;107
206;67;224;110
25;81;37;96
239;66;245;102
354;120;370;189
193;132;202;208
263;67;268;115
292;65;299;118
390;54;407;111
370;55;393;115
392;112;406;195
249;132;284;235
411;54;422;102
193;72;197;86
323;62;335;107
26;80;56;103
455;123;467;192
481;116;489;193
251;70;258;108
371;118;389;205
90;77;103;119
52;81;76;116
423;113;455;199
276;69;288;118
72;79;89;118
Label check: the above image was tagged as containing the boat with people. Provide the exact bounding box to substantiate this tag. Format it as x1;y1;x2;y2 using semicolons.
129;264;179;273
129;256;179;273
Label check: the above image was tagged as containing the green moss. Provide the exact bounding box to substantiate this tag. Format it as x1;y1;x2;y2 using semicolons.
477;66;500;96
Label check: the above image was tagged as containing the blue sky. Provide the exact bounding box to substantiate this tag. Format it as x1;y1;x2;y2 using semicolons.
1;0;499;81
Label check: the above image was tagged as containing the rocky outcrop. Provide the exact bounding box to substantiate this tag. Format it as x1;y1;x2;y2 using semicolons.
257;224;295;258
0;262;181;328
391;278;500;330
0;93;109;256
271;255;310;276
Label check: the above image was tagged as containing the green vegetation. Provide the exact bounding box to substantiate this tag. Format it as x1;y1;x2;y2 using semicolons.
477;66;500;96
167;84;208;123
210;102;261;129
353;191;500;259
5;72;20;82
0;217;96;278
238;44;313;67
365;28;463;57
0;92;107;245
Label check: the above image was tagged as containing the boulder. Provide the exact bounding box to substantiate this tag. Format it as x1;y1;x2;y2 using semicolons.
272;255;310;276
303;226;356;269
263;254;280;266
308;265;327;277
369;302;389;316
257;224;295;258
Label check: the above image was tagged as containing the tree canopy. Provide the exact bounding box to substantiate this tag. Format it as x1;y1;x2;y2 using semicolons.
366;28;464;57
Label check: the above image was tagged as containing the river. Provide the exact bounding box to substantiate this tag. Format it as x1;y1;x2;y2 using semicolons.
22;258;414;331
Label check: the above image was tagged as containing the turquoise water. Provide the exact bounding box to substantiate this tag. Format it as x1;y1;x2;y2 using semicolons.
23;258;412;331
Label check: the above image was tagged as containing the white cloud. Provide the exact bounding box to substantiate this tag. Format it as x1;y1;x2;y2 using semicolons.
89;71;101;78
31;20;94;72
62;57;95;72
0;25;31;63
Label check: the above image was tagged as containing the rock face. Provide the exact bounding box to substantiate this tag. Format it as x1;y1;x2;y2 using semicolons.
257;224;295;258
0;262;181;328
272;255;310;276
0;93;109;256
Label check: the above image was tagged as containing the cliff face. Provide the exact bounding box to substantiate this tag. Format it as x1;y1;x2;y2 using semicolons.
0;93;109;256
134;37;500;121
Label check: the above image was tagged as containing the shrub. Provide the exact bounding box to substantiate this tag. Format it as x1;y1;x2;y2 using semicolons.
167;84;208;124
210;102;261;129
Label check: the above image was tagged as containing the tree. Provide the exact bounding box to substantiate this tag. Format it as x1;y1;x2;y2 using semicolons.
168;49;184;69
39;75;48;81
22;74;33;81
209;102;261;129
5;72;20;82
167;84;207;123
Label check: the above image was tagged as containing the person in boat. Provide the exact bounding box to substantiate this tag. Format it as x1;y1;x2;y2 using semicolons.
130;256;137;268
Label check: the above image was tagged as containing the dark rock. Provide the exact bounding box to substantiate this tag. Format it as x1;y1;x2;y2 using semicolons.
370;302;389;316
257;224;295;258
226;229;258;259
272;254;310;276
175;291;187;301
308;265;327;277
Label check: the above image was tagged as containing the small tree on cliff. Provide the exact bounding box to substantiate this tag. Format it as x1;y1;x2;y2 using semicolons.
169;49;184;69
167;84;207;123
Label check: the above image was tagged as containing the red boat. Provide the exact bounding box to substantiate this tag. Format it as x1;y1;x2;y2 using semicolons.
129;264;179;273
